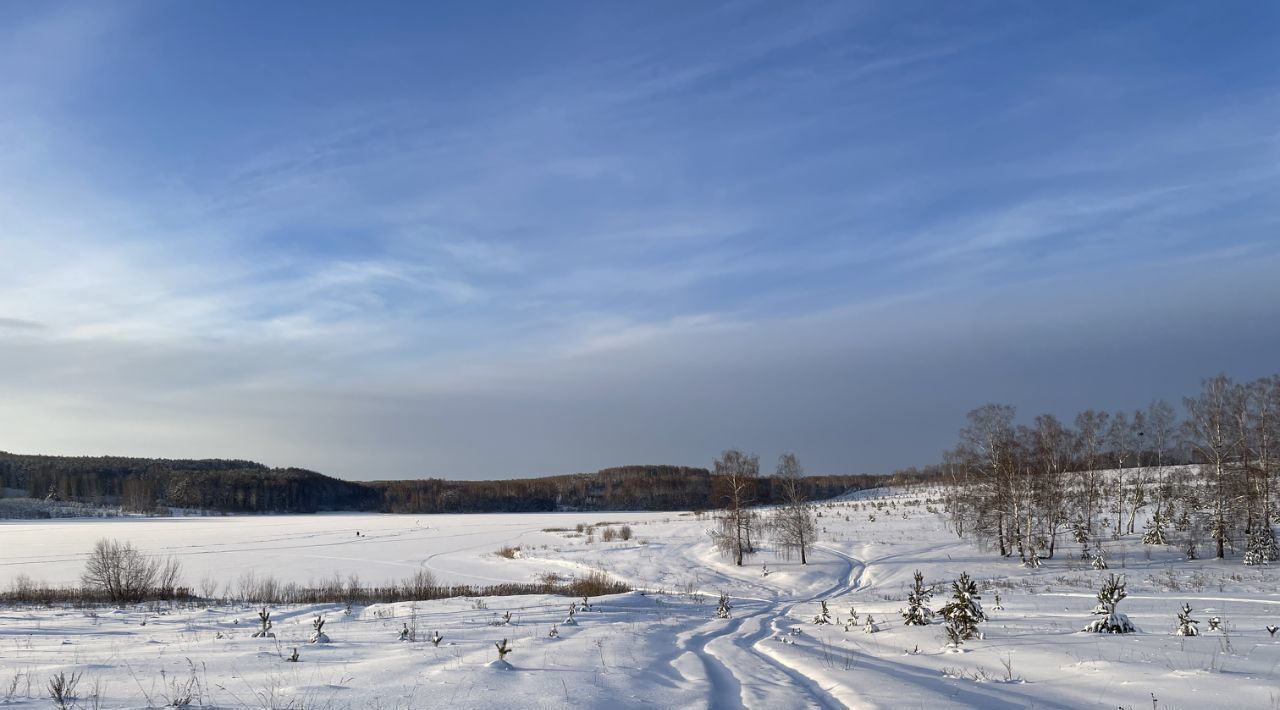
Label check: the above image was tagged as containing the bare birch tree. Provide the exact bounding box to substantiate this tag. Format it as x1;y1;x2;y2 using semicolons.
710;449;759;566
770;452;816;564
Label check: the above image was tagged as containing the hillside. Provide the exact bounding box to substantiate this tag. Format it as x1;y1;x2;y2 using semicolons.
0;452;895;516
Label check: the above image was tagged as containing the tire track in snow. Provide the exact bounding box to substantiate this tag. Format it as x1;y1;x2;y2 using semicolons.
673;545;865;709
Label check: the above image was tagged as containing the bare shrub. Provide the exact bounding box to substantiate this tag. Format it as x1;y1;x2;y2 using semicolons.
402;569;438;598
81;539;183;603
619;525;633;541
565;569;628;597
495;546;521;559
47;671;81;710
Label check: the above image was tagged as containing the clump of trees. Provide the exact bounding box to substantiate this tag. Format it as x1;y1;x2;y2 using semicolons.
709;450;819;567
941;373;1280;565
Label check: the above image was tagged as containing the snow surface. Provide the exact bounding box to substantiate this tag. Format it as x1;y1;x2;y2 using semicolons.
2;490;1278;708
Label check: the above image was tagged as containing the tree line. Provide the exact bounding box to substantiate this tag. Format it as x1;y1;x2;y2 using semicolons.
0;453;905;515
940;373;1280;564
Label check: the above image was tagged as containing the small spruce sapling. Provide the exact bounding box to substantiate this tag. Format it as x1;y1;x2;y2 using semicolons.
1072;519;1089;544
564;602;578;626
901;570;933;626
1266;624;1278;637
1174;603;1199;636
1244;520;1279;566
1207;616;1221;632
309;615;330;643
1142;512;1168;546
430;630;444;647
863;614;879;634
286;647;299;662
939;572;985;646
399;623;410;642
813;601;832;625
251;608;274;638
490;638;514;670
715;593;732;619
1083;574;1137;633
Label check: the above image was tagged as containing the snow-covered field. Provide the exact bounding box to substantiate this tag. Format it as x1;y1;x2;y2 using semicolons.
2;489;1279;708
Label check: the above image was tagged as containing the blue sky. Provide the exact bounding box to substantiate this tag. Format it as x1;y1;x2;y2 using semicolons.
1;1;1277;479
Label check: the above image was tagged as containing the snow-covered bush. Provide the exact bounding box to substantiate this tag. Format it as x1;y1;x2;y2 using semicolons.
1083;574;1137;634
901;570;933;626
813;600;832;625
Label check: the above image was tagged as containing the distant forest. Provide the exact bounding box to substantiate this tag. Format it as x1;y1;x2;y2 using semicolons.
0;453;905;515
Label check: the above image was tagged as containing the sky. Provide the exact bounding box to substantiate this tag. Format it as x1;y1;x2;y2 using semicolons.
1;1;1278;480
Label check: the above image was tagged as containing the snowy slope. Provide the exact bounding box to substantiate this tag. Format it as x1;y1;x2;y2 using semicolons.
2;489;1278;708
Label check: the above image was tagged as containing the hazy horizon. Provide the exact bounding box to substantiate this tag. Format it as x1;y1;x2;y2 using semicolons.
2;2;1278;480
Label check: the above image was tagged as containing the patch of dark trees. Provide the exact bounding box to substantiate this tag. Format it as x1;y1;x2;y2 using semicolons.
0;453;914;515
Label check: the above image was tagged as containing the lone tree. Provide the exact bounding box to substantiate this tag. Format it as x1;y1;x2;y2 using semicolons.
901;570;934;626
709;449;760;566
938;572;985;644
1083;574;1137;633
770;453;816;564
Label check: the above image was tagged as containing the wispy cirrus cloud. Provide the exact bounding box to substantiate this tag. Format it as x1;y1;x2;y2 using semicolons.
0;1;1277;477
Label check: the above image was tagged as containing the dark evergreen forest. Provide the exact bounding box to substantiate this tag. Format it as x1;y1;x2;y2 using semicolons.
0;452;899;515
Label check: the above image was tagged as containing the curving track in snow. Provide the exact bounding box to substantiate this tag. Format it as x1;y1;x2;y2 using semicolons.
671;545;866;709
